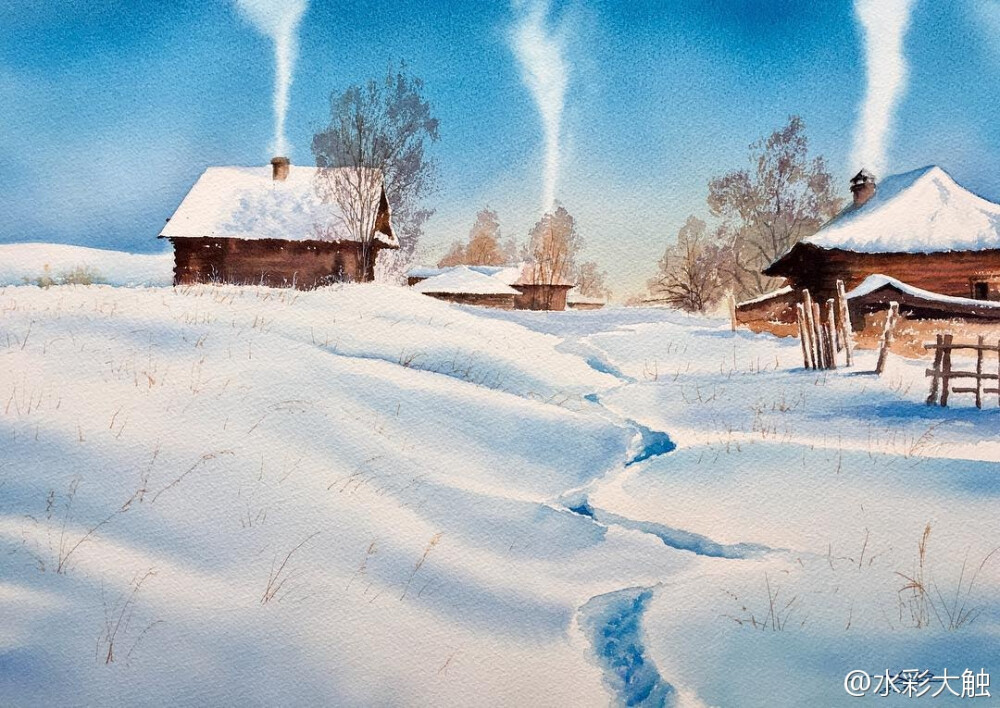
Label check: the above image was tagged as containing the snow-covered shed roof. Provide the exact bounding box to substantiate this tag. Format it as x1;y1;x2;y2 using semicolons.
412;266;520;296
566;288;606;305
846;274;1000;309
407;265;504;280
160;165;398;248
804;165;1000;254
492;264;574;288
407;263;574;288
736;285;794;308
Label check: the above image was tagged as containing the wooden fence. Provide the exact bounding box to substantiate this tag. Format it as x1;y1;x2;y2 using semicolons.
925;334;1000;408
795;280;854;370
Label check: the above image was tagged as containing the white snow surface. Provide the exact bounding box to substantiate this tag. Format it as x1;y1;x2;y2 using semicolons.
411;266;520;295
0;243;173;286
805;165;1000;254
1;286;998;706
160;165;398;248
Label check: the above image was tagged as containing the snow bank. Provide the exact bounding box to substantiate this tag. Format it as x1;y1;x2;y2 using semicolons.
2;292;997;706
0;243;173;287
0;284;694;706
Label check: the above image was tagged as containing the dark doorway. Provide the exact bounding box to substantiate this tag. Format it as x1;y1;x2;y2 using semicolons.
973;282;989;300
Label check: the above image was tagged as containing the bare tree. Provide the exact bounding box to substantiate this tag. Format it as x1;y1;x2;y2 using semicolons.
464;208;506;265
527;205;581;296
312;62;439;278
708;116;842;299
648;216;727;313
436;241;467;268
574;261;609;300
438;207;510;267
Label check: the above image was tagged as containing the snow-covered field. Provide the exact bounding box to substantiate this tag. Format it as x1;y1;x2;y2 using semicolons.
0;244;173;287
1;283;997;706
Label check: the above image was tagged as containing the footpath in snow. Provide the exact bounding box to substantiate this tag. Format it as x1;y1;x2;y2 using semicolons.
1;284;997;707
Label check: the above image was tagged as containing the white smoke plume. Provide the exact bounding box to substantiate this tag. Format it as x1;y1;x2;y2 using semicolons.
234;0;309;158
850;0;915;178
511;0;568;215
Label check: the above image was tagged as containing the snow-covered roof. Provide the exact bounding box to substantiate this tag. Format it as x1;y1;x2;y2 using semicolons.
566;288;606;305
493;264;574;287
408;263;574;288
408;265;505;279
160;165;398;248
735;286;794;308
805;165;1000;254
846;274;1000;309
412;266;520;296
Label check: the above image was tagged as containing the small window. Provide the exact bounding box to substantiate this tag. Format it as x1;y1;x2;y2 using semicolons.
973;282;989;300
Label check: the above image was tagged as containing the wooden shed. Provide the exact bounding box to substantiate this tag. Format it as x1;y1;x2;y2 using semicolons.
762;166;1000;308
847;274;1000;325
407;263;576;311
492;264;575;311
411;266;519;309
159;158;398;289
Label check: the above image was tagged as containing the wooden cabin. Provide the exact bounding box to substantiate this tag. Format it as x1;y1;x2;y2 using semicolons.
159;158;398;289
740;166;1000;326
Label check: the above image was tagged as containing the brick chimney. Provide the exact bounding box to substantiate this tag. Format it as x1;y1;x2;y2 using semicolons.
271;156;290;182
850;169;876;208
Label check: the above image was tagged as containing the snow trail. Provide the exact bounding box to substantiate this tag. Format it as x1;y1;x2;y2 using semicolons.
578;587;673;707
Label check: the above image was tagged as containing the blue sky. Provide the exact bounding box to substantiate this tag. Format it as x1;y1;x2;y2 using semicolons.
1;0;1000;295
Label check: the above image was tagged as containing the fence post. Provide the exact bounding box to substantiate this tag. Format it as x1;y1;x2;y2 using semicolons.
826;299;838;369
802;290;816;369
812;301;826;369
926;334;944;405
976;335;985;409
836;280;854;367
796;303;811;369
940;333;953;407
875;302;899;375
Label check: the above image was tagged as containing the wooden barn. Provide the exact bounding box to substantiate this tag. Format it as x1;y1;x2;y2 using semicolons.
159;158;398;289
739;166;1000;327
411;265;519;309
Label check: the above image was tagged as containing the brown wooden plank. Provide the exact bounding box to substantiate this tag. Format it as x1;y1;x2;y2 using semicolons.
802;290;816;370
826;299;838;369
875;302;899;375
922;343;1000;352
976;335;985;408
926;334;944;406
812;301;826;369
925;371;999;380
941;333;953;407
836;280;854;367
796;304;810;369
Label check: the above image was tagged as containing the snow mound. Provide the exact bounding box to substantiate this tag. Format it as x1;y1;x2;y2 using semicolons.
0;243;173;286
